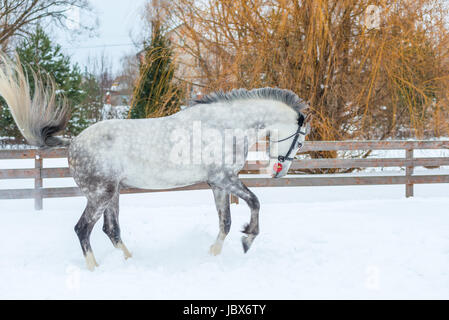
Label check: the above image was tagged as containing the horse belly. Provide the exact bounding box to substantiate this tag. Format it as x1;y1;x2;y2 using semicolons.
121;165;208;190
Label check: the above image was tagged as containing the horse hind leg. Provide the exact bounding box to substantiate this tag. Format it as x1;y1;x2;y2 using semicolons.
75;201;104;271
102;192;132;260
74;181;118;271
209;187;231;256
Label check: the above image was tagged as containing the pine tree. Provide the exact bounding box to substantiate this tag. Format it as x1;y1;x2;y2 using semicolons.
130;28;182;119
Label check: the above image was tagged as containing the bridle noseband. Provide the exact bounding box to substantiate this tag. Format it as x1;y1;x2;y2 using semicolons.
270;115;306;163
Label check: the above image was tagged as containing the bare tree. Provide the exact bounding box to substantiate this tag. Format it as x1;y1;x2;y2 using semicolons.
170;0;449;142
0;0;93;49
85;51;113;100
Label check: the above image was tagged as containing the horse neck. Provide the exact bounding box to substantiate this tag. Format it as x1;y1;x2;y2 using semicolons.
203;99;298;131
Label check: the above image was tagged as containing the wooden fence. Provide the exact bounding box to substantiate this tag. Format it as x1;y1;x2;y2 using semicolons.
1;140;449;210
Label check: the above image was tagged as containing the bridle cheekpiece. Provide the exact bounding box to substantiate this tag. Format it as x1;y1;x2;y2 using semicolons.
270;114;306;163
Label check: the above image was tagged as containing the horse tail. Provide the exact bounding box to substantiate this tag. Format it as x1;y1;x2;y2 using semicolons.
0;53;71;148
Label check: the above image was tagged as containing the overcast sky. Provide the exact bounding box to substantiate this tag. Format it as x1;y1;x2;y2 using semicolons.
55;0;148;73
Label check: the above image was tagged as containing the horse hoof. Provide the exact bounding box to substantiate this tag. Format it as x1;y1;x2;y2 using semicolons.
117;242;132;260
209;243;223;256
86;263;96;272
241;235;256;254
85;251;99;271
241;236;250;253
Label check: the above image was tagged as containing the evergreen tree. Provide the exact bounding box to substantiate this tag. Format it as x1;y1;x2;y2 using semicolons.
130;28;182;119
0;26;88;142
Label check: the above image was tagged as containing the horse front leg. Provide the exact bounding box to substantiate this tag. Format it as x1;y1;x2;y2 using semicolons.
231;181;260;253
209;186;231;256
210;176;260;254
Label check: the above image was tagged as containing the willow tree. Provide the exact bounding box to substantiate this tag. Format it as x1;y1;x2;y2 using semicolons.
169;0;449;141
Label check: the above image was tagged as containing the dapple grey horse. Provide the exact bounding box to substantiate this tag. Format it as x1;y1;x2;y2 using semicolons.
0;54;310;270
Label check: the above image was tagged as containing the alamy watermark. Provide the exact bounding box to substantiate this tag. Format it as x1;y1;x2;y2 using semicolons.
168;121;285;170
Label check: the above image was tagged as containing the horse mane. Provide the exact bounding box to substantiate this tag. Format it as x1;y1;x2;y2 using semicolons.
192;87;308;114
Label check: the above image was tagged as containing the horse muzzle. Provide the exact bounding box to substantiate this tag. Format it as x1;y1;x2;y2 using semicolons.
271;161;289;178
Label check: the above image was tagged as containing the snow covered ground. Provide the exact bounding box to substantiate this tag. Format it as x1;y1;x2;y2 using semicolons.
1;157;449;299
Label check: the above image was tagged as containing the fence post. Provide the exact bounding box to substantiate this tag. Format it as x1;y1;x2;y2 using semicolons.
405;148;414;198
34;152;43;210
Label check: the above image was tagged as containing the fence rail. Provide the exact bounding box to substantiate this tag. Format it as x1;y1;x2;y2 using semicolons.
1;140;448;210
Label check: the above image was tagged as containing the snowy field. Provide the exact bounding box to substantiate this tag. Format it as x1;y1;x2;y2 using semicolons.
1;157;449;299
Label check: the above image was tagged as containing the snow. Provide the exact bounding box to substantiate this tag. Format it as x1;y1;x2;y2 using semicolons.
2;158;449;299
